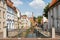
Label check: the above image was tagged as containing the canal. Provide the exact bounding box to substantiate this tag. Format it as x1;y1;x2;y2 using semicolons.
26;29;49;38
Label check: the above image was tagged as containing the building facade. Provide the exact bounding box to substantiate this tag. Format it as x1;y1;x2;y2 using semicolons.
29;13;35;27
6;0;18;30
0;0;7;37
48;0;60;32
14;9;20;29
0;0;19;38
20;15;31;29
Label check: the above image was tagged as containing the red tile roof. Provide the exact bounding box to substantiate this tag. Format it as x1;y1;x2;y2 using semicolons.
6;0;13;8
6;0;17;13
49;0;57;7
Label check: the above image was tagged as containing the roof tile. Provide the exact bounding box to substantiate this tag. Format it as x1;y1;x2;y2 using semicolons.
49;0;57;7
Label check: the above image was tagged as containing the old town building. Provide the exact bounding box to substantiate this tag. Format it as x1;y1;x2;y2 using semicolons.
0;0;7;38
20;15;31;29
14;9;20;29
6;0;17;30
48;0;60;32
0;0;20;38
29;13;35;27
48;0;60;38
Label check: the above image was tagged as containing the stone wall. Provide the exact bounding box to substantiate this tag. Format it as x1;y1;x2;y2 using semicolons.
0;38;59;40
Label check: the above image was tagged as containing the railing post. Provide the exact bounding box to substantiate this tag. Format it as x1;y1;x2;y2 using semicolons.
3;26;7;38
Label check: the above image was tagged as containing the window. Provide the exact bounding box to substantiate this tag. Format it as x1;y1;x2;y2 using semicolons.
12;23;14;29
3;11;5;19
0;10;1;18
9;23;11;29
7;23;9;29
7;22;11;29
7;6;12;13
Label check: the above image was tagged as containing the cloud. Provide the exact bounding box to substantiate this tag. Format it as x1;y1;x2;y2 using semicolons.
29;0;46;9
11;0;23;6
22;11;32;17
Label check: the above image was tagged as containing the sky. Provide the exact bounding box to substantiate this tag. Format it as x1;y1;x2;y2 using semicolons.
11;0;51;17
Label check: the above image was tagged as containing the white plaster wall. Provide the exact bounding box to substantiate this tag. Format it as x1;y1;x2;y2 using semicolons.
50;9;53;28
53;7;57;31
48;11;51;30
58;5;60;32
48;3;60;32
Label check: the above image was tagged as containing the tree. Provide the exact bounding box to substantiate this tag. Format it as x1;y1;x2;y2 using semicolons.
33;17;36;21
44;4;49;18
37;16;42;24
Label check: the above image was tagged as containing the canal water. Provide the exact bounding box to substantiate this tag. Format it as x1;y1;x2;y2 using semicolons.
26;29;48;38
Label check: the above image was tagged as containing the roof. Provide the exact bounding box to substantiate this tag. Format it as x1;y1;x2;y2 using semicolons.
21;15;27;19
6;0;17;13
49;0;57;7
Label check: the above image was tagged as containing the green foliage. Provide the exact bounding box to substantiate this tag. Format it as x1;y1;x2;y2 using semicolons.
44;4;50;18
37;16;42;24
33;17;36;21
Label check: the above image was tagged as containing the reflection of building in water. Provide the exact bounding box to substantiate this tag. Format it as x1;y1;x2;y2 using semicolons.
20;15;31;29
